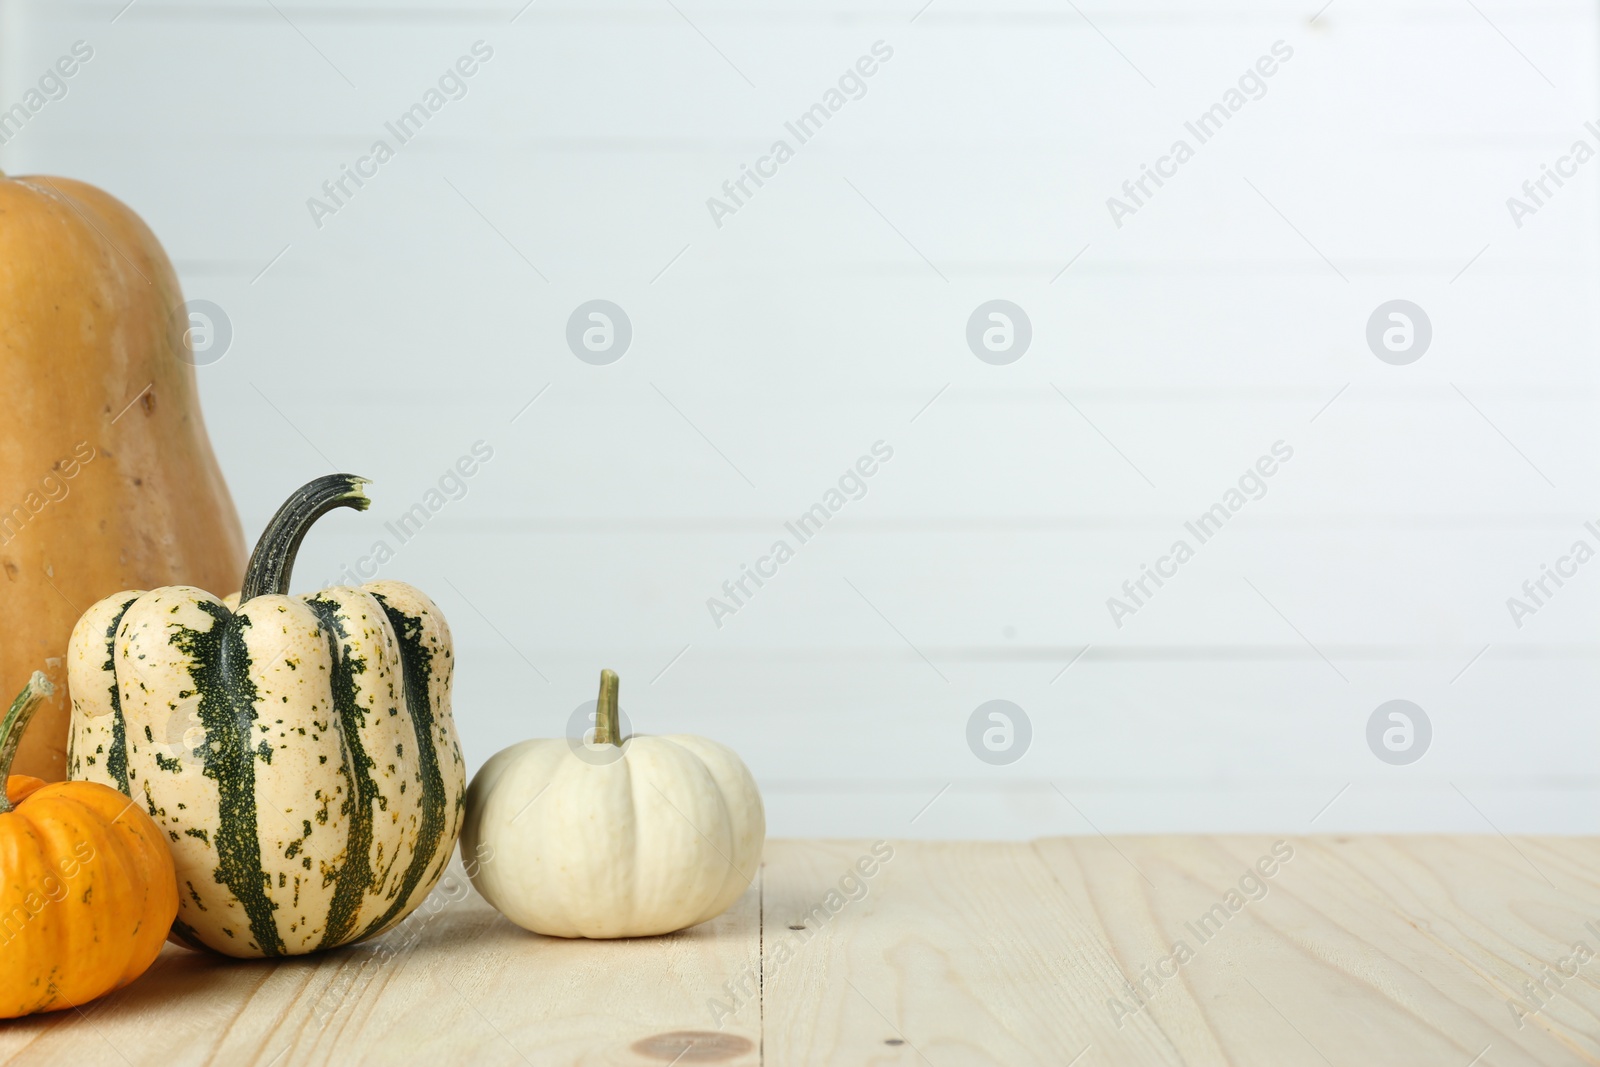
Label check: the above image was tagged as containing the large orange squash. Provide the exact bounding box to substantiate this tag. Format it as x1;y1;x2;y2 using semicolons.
0;672;177;1016
0;172;246;780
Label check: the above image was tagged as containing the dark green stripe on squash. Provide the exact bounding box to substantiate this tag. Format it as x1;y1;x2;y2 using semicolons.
358;596;450;941
103;596;140;794
306;595;378;950
171;600;286;958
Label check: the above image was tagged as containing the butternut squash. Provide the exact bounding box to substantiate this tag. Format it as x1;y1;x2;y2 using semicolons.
0;171;246;780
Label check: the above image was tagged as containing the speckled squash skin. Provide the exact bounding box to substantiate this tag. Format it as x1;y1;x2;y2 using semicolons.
63;477;465;957
0;173;247;783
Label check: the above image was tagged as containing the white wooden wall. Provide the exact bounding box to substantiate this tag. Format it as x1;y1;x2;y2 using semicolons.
2;0;1596;837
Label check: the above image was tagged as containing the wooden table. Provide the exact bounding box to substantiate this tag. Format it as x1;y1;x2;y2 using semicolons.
1;837;1596;1065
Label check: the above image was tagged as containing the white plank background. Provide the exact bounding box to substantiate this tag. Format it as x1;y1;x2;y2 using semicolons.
2;0;1596;836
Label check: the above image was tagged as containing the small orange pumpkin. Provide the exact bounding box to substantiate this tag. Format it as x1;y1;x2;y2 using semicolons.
0;672;177;1017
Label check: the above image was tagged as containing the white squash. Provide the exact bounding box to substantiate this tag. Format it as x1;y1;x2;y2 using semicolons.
461;670;763;938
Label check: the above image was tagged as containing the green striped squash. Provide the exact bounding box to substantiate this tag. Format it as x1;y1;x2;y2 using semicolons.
66;475;466;958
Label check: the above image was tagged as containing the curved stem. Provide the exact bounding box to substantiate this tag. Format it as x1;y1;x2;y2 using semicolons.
240;474;371;603
592;669;621;746
0;672;53;813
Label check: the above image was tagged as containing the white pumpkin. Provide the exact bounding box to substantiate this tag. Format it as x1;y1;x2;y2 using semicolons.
462;670;764;938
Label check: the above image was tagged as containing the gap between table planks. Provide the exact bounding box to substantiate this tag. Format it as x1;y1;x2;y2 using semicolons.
0;837;1596;1066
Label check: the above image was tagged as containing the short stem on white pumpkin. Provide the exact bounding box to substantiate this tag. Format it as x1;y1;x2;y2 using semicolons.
0;672;53;813
240;474;372;603
592;669;621;747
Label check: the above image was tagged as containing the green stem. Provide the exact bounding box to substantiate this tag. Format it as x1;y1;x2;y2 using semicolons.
0;672;53;813
240;474;371;603
592;669;621;746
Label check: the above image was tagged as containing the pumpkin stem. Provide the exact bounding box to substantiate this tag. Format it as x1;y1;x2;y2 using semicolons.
592;669;621;747
241;474;371;602
0;672;53;813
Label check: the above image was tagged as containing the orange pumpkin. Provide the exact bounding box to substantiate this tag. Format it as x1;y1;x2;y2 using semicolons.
0;171;247;782
0;672;177;1017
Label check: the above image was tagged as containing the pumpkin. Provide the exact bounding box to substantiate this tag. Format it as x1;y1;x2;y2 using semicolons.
0;671;178;1016
0;171;247;783
66;474;465;958
462;669;764;938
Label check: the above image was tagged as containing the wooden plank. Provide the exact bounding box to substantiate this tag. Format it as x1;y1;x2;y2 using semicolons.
0;858;763;1066
763;837;1600;1064
0;838;1596;1063
1029;835;1600;1066
760;839;1175;1065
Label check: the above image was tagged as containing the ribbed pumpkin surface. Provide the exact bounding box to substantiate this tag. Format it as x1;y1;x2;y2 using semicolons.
0;773;177;1015
67;580;464;957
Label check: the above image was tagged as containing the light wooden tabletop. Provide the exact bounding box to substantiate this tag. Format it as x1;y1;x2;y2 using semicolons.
0;836;1595;1065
